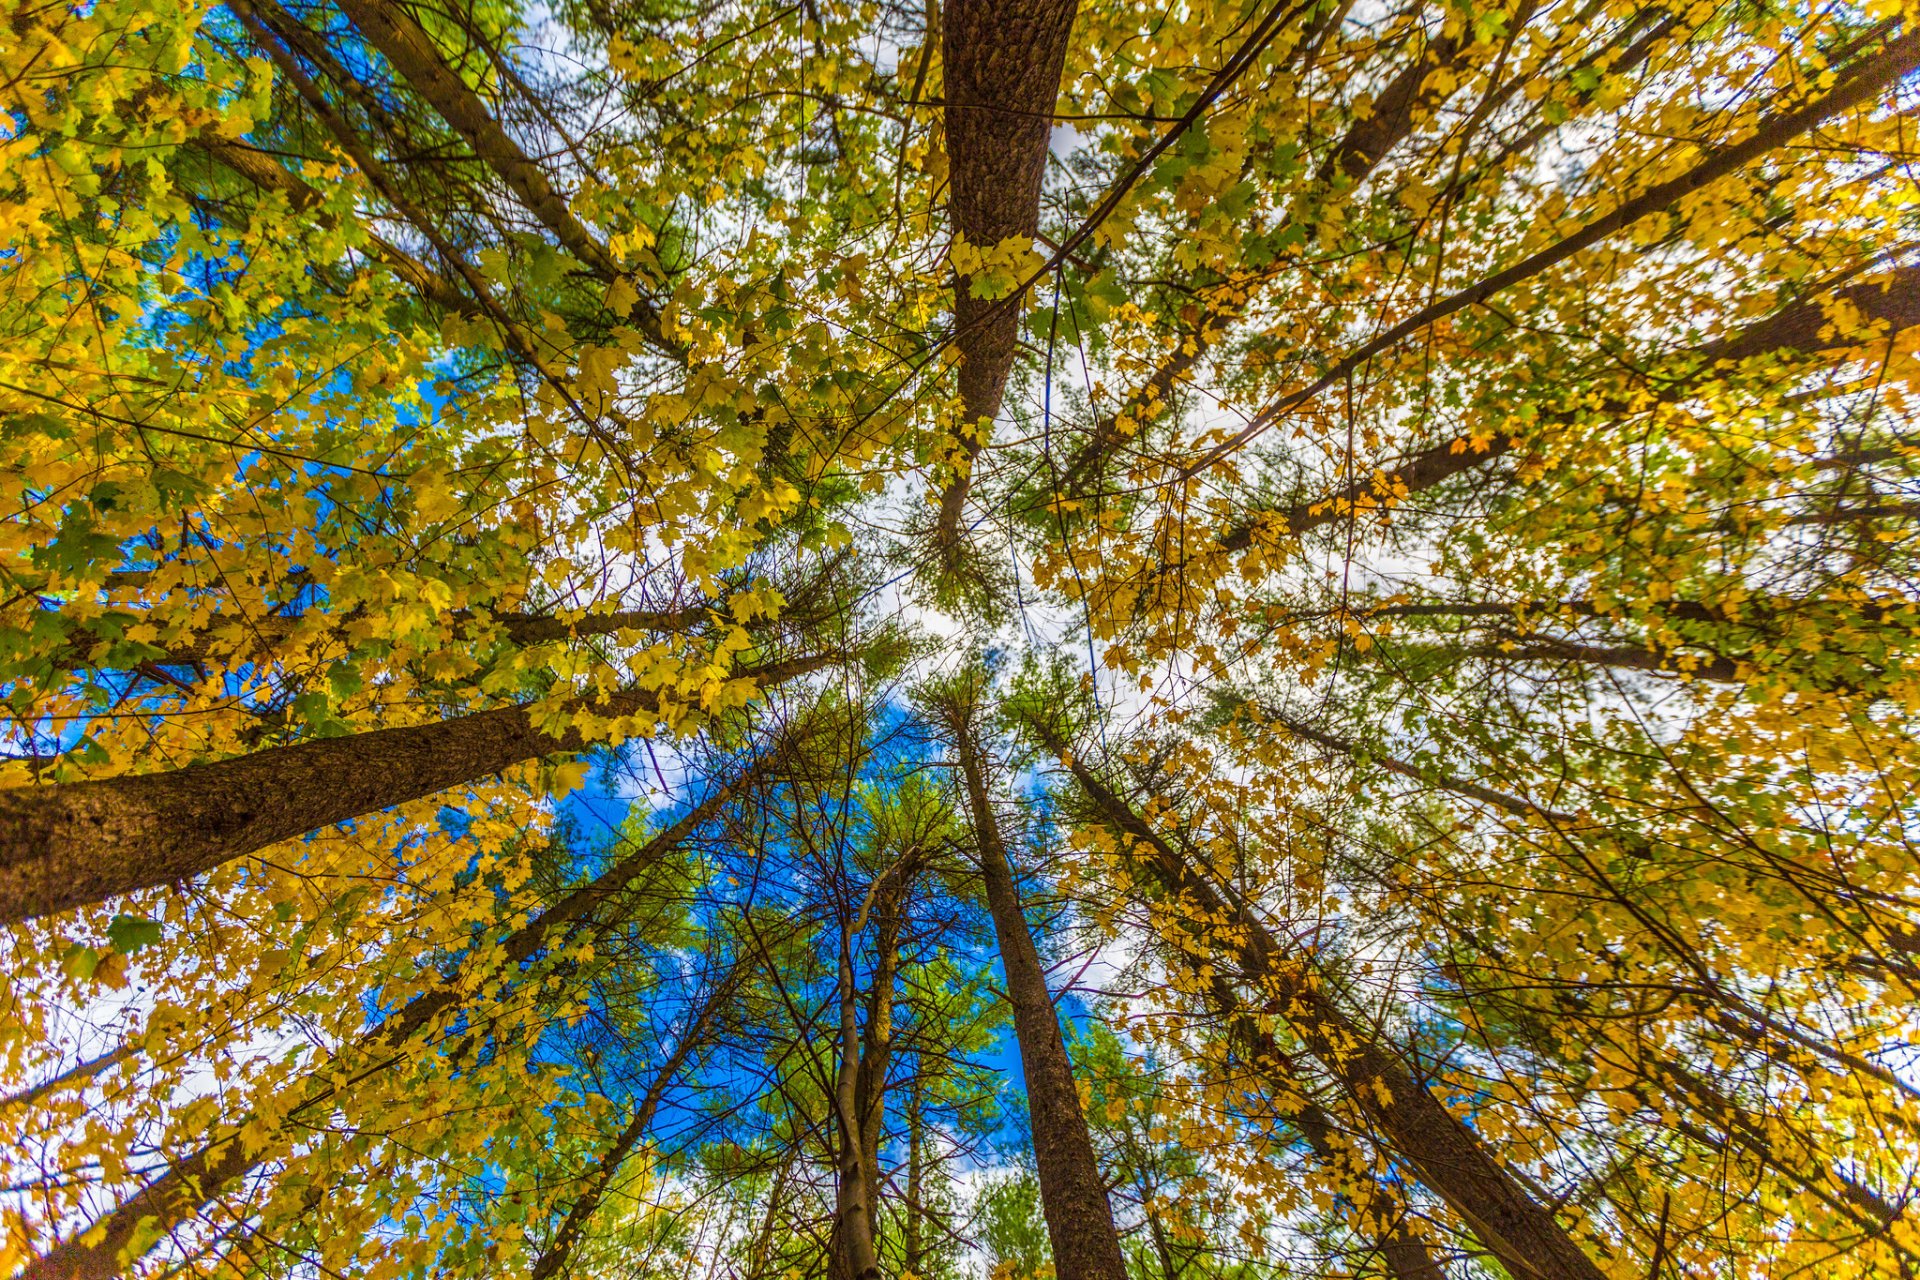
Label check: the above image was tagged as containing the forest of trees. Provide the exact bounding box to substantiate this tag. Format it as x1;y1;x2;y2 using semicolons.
0;0;1916;1276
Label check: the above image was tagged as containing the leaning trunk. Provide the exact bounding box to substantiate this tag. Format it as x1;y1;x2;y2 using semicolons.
0;654;829;924
951;721;1129;1280
18;749;779;1280
1053;747;1612;1280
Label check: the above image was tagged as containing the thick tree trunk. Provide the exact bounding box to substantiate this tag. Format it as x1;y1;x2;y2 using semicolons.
18;754;775;1280
935;0;1078;551
0;654;830;924
949;720;1129;1280
1053;749;1611;1280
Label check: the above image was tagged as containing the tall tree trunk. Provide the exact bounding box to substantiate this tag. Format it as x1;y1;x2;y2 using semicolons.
746;1152;795;1280
830;856;918;1279
1050;745;1611;1280
528;963;743;1280
857;895;907;1246
831;917;884;1280
0;653;830;924
904;1070;926;1278
934;0;1078;552
947;715;1129;1280
18;749;781;1280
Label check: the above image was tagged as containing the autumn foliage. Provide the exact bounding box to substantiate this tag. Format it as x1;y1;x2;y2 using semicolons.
2;0;1917;1276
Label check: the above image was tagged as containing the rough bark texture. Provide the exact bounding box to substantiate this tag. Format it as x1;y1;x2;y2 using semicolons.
831;927;885;1280
936;0;1079;549
829;858;915;1280
318;0;674;352
0;654;828;924
1317;27;1464;184
20;764;768;1280
950;719;1129;1280
1056;753;1611;1280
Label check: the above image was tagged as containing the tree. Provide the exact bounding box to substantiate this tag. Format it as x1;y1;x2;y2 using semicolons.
3;0;1917;1277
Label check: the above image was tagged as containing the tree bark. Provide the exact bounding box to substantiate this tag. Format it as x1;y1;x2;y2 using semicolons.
904;1070;926;1278
18;750;779;1280
831;917;885;1280
935;0;1079;551
1217;260;1920;553
1049;745;1612;1280
0;653;831;924
947;714;1129;1280
1187;28;1920;474
830;853;918;1279
527;966;738;1280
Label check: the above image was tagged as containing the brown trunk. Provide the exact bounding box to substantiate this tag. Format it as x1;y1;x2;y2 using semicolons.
830;856;917;1279
949;718;1129;1280
1053;750;1610;1280
0;654;830;924
18;751;778;1280
746;1153;795;1280
50;603;710;675
325;0;673;354
857;897;907;1243
903;1072;926;1278
1187;28;1920;474
528;966;742;1280
1218;260;1920;553
935;0;1079;550
831;918;884;1280
1210;977;1444;1280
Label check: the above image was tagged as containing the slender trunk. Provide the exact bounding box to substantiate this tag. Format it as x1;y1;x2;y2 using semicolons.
528;968;742;1280
831;916;883;1280
830;859;916;1279
1188;29;1920;475
1219;259;1920;552
19;751;778;1280
0;653;830;924
1053;749;1610;1280
857;899;906;1245
49;603;709;675
1212;978;1444;1280
950;720;1129;1280
904;1072;925;1278
746;1153;794;1280
1;1043;137;1111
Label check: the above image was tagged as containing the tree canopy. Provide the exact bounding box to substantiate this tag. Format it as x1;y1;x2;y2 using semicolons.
1;0;1917;1276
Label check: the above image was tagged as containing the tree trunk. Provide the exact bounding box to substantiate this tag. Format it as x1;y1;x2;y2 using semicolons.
0;653;830;924
904;1071;925;1278
528;964;742;1280
935;0;1078;550
1219;259;1920;553
1053;749;1611;1280
18;751;776;1280
830;856;917;1279
949;718;1129;1280
831;915;884;1280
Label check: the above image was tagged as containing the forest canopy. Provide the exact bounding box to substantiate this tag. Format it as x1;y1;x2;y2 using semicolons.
1;0;1917;1277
